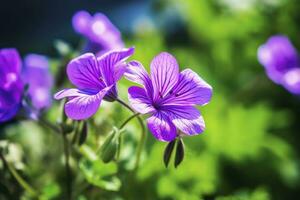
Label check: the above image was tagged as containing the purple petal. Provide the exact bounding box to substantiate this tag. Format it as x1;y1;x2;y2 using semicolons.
0;48;23;122
125;61;153;98
0;48;23;91
163;105;205;135
97;47;134;86
0;89;21;122
150;52;179;100
282;68;300;94
55;87;111;120
23;54;53;109
72;10;92;35
128;86;155;114
258;35;300;84
147;112;177;142
0;48;22;74
0;102;20;123
88;13;124;50
67;53;105;91
162;69;212;106
54;88;85;100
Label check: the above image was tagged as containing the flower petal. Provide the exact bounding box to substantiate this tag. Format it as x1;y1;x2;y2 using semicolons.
147;112;177;142
67;53;105;91
163;105;205;135
128;86;155;114
150;52;179;100
72;10;92;34
56;87;111;120
89;13;124;50
257;35;300;84
23;54;53;109
282;68;300;94
163;69;212;106
0;89;21;122
54;88;87;100
0;48;22;74
97;47;134;86
125;60;153;97
0;103;20;123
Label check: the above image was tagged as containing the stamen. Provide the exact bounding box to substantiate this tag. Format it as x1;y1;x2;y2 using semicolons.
159;92;163;98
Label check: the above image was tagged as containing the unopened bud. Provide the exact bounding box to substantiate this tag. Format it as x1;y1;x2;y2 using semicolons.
174;138;185;168
163;140;176;168
100;128;119;163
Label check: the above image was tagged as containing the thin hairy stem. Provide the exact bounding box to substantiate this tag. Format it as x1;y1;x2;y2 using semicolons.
116;98;146;170
62;132;72;200
119;113;140;130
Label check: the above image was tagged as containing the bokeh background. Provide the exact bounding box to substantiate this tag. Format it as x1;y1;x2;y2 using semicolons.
1;0;300;199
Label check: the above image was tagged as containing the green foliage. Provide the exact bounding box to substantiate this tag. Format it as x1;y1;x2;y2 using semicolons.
1;0;300;199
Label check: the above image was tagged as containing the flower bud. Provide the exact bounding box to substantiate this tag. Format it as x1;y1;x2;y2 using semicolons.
78;121;88;146
61;118;74;134
100;128;119;163
163;140;176;168
174;138;185;168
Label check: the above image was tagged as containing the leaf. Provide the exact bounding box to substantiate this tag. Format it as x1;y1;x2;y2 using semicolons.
79;159;121;191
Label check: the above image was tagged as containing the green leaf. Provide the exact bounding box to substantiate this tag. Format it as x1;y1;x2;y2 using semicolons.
79;159;121;191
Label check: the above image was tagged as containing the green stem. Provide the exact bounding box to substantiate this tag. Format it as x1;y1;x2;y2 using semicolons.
0;152;38;197
38;117;61;133
119;113;140;130
62;133;72;200
116;98;146;170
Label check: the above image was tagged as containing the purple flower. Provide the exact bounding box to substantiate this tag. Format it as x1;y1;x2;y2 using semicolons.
22;54;53;110
258;35;300;94
72;10;124;55
0;48;24;122
54;48;134;120
125;52;212;142
282;68;300;94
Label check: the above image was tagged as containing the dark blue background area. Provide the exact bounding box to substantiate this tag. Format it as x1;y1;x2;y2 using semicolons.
0;0;153;55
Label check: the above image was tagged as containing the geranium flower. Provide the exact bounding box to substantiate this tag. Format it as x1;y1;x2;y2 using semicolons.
72;10;124;55
125;52;212;142
0;48;24;122
54;48;134;120
22;54;53;110
258;35;300;94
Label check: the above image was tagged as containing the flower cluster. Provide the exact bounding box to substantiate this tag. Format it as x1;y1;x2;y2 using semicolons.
0;49;53;122
258;35;300;94
1;10;213;143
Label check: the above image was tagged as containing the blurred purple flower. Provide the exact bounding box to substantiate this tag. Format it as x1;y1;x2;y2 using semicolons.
125;52;212;142
22;54;53;110
54;48;134;120
258;35;300;94
0;48;24;122
72;10;124;55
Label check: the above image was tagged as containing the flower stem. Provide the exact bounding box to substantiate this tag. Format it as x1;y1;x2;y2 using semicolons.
116;98;146;170
0;152;38;197
62;133;72;200
38;117;61;133
119;113;140;130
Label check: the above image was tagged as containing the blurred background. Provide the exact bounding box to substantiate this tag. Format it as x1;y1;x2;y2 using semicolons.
1;0;300;199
